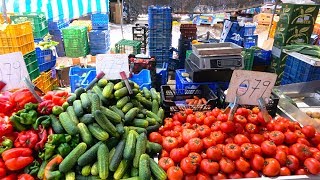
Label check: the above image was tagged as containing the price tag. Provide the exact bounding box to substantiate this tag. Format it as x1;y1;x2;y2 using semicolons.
226;70;277;106
0;52;30;91
96;54;130;80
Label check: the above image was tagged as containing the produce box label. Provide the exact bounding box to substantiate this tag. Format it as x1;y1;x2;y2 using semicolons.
280;3;319;25
271;53;288;85
274;24;313;46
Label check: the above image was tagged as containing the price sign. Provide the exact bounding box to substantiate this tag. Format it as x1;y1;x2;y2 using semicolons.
0;52;30;91
226;70;277;106
96;54;130;80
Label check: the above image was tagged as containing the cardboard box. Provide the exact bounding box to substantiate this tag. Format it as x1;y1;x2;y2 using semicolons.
274;24;314;46
279;3;319;25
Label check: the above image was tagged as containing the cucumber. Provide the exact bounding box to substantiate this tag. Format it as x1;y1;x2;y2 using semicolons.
50;114;65;134
135;96;152;109
143;87;151;99
102;82;114;98
75;87;85;99
121;177;139;180
100;107;122;124
130;167;139;177
128;126;147;134
91;162;99;176
150;88;159;102
146;111;161;123
133;133;147;168
108;148;116;164
123;130;137;160
132;119;149;128
78;141;103;166
122;126;130;139
59;142;87;173
122;171;130;179
110;106;125;119
122;103;133;113
78;123;94;146
114;87;129;98
157;108;164;122
136;113;145;119
80;114;94;124
113;160;129;180
105;137;120;150
131;99;143;110
62;102;69;111
124;108;139;123
93;110;119;138
146;142;162;154
82;165;91;176
80;93;91;110
59;112;79;135
73;100;84;117
65;172;76;180
90;94;101;112
116;96;130;109
146;117;157;126
132;89;140;96
109;140;126;171
139;154;151;180
75;175;100;180
146;124;161;134
67;93;77;105
149;158;167;180
151;100;159;114
114;81;124;91
98;79;108;88
116;123;125;135
88;123;109;141
93;86;108;105
140;109;147;115
67;106;80;124
98;144;109;179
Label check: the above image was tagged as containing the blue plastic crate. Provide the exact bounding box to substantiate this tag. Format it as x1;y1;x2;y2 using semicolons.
254;49;272;66
168;58;185;71
91;13;109;30
69;66;95;92
244;25;256;36
243;35;258;49
48;20;69;30
156;62;168;85
35;47;56;72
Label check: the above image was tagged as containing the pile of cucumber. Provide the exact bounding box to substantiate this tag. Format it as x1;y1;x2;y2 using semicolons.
55;80;166;180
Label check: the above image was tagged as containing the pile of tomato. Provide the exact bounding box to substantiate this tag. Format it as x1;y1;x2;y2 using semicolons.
149;107;320;179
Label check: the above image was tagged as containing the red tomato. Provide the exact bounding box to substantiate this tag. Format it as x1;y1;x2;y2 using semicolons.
158;157;175;171
234;134;250;145
311;147;320;153
180;157;197;174
197;125;211;138
245;123;258;134
295;168;309;175
286;155;300;172
224;143;241;160
311;133;320;146
263;158;281;177
195;112;206;124
280;167;291;176
301;125;316;138
297;138;310;146
184;143;190;152
241;143;255;159
225;137;234;144
203;116;215;127
261;140;277;156
235;157;250;173
244;170;259;178
234;123;244;134
182;129;199;143
220;121;235;133
290;143;312;161
188;138;203;153
149;132;163;144
304;158;320;175
274;150;287;166
200;159;220;175
188;152;202;165
234;115;247;125
167;166;183;180
184;174;197;180
251;134;265;145
17;174;34;180
177;112;187;122
196;172;211;180
277;145;289;155
247;114;259;125
163;137;178;152
252;107;260;114
295;130;306;139
210;131;224;144
217;113;228;122
186;114;196;124
313;151;320;161
185;109;193;115
176;135;185;147
250;154;264;171
170;148;188;163
174;126;183;133
202;137;216;149
228;171;243;179
200;152;207;159
252;144;262;155
269;131;285;145
207;146;222;161
273;122;288;133
212;173;227;180
173;120;182;126
160;149;169;158
284;131;298;145
211;108;221;117
182;123;192;129
236;108;249;116
258;112;271;125
211;121;221;131
219;157;235;174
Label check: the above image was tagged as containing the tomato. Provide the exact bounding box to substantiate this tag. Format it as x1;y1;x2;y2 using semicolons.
163;137;178;152
186;114;196;124
188;152;202;165
211;108;221;117
203;116;215;127
284;131;298;145
297;138;310;146
252;144;262;155
234;134;250;145
210;131;224;144
261;141;277;156
185;109;193;115
200;152;207;159
235;157;250;173
234;115;247;125
313;151;320;161
180;157;197;174
211;121;221;131
197;125;211;138
236;107;249;116
188;138;203;153
243;170;259;178
17;174;34;180
220;121;235;133
311;133;320;146
182;129;199;143
280;167;291;176
158;157;175;171
258;112;271;125
225;137;234;144
295;168;309;175
263;158;280;177
245;123;258;134
251;134;265;145
247;114;259;125
160;149;169;158
149;132;163;144
196;172;211;180
195;112;206;124
173;120;182;126
206;146;222;161
301;125;316;138
177;112;187;122
217;113;228;122
170;148;188;163
184;143;190;152
213;173;227;180
234;123;244;134
294;130;306;139
224;143;241;160
274;150;287;166
202;137;215;149
252;107;260;114
241;143;254;159
200;159;219;175
219;157;235;174
273;122;288;133
250;154;264;171
167;166;183;180
182;123;192;129
304;158;320;175
269;131;285;145
174;125;183;133
184;174;197;180
286;155;300;172
266;122;275;131
290;143;312;161
228;171;243;179
277;145;289;155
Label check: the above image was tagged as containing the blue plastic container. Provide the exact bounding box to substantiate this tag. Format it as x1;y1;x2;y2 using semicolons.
243;35;258;49
69;66;95;92
91;13;109;30
35;47;56;72
156;62;168;85
48;20;69;30
244;25;256;36
254;49;272;66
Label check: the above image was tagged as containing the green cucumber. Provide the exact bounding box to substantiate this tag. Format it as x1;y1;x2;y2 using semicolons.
116;123;125;135
114;87;129;98
91;162;99;176
114;81;124;91
151;100;159;114
139;154;151;180
50;114;65;134
128;126;147;134
108;148;116;164
75;87;85;99
67;93;77;105
105;137;120;150
135;96;152;109
149;158;167;180
114;160;129;180
157;108;164;122
143;87;151;99
59;142;87;173
59;112;79;135
80;114;94;124
146;124;161;134
65;171;76;180
132;119;149;128
93;110;119;138
102;82;114;98
82;165;91;176
124;107;139;123
98;144;109;179
136;113;145;119
131;99;143;109
133;133;147;168
93;86;108;105
109;139;125;171
150;88;159;102
88;123;109;141
146;117;157;126
110;106;125;119
100;106;122;124
146;111;161;123
146;141;162;154
122;103;134;113
90;93;101;113
78;141;103;166
80;93;91;110
78;123;94;146
67;106;80;124
116;96;130;109
123;130;137;160
130;167;139;177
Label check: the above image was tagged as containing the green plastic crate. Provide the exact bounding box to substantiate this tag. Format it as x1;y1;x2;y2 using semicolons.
65;46;89;58
242;48;255;70
23;51;40;80
62;26;89;49
115;39;142;54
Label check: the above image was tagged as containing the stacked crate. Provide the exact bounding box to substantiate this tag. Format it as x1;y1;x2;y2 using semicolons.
89;12;110;55
148;6;173;67
62;26;89;58
132;24;148;53
115;39;142;54
48;19;69;57
271;3;319;84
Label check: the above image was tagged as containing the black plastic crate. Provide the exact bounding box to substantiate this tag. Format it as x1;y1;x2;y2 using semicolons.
161;85;219;116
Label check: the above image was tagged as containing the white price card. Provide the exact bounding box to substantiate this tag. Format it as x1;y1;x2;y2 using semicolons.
96;54;130;80
0;52;30;91
226;70;277;106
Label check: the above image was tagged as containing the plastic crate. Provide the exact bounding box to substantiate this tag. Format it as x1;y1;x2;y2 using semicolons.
243;35;258;49
115;39;141;54
91;13;109;30
23;51;40;80
49;30;65;57
242;48;255;70
169;58;185;71
253;48;272;66
69;66;95;92
65;46;89;58
48;20;69;30
156;62;168;85
35;47;56;72
161;85;219;116
132;25;148;35
244;25;256;36
0;22;35;55
70;20;92;31
32;69;58;93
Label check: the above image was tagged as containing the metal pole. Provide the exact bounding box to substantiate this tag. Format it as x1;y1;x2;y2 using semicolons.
118;0;124;39
2;0;7;23
267;0;279;40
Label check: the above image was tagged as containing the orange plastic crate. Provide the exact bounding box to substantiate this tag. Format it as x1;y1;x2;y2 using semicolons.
33;70;58;93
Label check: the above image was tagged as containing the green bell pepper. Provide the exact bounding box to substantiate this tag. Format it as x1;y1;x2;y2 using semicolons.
20;110;38;125
24;102;38;111
33;115;51;130
44;143;56;160
57;143;71;157
0;138;13;154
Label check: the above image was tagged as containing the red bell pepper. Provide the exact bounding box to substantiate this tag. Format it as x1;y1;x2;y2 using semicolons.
18;174;35;180
2;148;34;171
34;126;47;151
37;100;55;115
10;89;38;112
0;115;13;137
0;158;6;178
0;92;14;116
1;174;17;180
14;130;39;149
52;91;69;106
44;155;63;180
